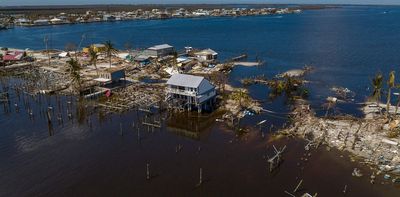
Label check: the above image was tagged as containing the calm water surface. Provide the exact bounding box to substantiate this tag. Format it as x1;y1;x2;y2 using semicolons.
1;5;400;196
2;6;400;114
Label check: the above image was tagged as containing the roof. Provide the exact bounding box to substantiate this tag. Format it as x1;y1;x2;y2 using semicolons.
176;57;188;63
93;78;111;83
50;18;62;22
148;44;173;51
167;74;205;88
17;18;30;22
58;52;69;57
3;51;25;61
34;19;49;23
134;55;150;61
92;44;106;48
117;52;129;59
195;48;218;56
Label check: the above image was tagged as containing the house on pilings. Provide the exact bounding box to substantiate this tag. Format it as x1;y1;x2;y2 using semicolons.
166;74;216;113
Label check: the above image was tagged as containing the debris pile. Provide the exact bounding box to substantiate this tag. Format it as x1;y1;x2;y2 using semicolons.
330;86;355;101
280;99;400;177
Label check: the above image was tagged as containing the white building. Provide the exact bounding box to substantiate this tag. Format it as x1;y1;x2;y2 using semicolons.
194;49;218;61
166;74;216;112
103;15;116;21
16;18;31;26
50;18;64;24
33;19;49;26
144;44;174;58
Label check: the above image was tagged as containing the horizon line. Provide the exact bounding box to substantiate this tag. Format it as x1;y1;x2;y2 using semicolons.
0;3;400;8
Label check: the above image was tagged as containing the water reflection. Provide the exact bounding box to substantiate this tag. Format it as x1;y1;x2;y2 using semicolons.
167;112;218;140
47;122;54;136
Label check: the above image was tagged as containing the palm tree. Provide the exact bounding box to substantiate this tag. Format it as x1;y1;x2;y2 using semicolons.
67;58;82;93
386;71;395;116
0;54;3;67
395;84;400;115
44;35;51;67
104;40;117;68
88;46;99;76
371;73;383;113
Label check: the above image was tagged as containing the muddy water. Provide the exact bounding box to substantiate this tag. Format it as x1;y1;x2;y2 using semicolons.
0;78;399;197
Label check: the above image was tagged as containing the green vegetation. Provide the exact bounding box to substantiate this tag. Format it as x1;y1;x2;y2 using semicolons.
387;71;395;116
269;76;308;100
230;89;250;108
371;72;383;108
66;58;81;93
0;54;3;67
388;129;399;138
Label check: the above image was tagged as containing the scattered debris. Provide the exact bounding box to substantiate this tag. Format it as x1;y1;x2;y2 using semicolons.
352;168;363;177
280;98;400;176
330;86;355;100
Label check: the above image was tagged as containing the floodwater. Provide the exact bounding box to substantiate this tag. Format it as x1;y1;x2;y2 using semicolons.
1;5;400;196
0;81;399;196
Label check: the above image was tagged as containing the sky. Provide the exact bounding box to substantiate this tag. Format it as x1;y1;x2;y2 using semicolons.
0;0;399;6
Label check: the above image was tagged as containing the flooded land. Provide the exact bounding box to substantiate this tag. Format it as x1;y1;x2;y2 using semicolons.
1;5;400;197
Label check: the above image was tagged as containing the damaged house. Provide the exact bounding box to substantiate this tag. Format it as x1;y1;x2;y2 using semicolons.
166;73;216;113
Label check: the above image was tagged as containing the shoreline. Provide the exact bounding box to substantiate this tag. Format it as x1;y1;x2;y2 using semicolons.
5;14;296;29
1;8;304;30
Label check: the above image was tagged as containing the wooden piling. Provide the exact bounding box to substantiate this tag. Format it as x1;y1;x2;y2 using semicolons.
293;179;303;193
146;163;150;180
267;145;286;172
199;168;202;185
137;127;140;141
46;107;52;124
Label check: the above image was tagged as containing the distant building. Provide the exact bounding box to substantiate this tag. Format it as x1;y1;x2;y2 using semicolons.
144;44;174;58
16;18;31;26
185;46;193;54
103;15;116;21
33;19;49;26
166;74;216;113
50;18;64;24
194;49;218;61
83;44;107;53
